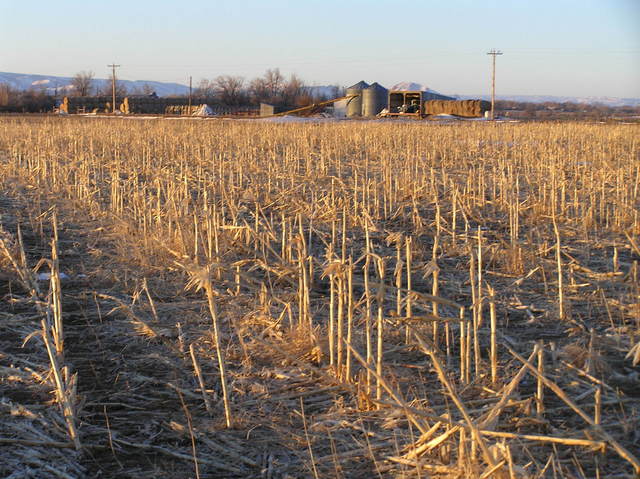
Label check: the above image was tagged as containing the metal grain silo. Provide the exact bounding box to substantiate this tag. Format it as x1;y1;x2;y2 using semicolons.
346;81;369;118
362;82;388;117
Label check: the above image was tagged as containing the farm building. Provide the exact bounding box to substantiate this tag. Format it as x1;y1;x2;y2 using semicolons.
345;81;456;118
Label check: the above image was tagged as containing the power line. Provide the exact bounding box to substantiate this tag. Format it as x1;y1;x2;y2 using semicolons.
487;49;503;120
107;63;120;114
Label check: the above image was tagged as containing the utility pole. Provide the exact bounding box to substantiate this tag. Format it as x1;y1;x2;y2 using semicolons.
486;49;502;120
107;63;121;114
188;76;192;115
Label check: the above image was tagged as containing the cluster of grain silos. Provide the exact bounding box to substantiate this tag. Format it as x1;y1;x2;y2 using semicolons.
346;81;389;118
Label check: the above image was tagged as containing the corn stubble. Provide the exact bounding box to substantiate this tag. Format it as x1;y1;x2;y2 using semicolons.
0;117;639;478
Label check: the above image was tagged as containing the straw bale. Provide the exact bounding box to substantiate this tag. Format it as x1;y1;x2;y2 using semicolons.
424;100;491;117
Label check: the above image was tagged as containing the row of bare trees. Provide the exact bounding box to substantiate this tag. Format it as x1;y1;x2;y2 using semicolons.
3;67;320;110
69;68;309;107
195;68;308;106
71;71;155;97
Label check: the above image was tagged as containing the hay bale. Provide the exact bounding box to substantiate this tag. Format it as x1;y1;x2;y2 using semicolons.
424;100;491;118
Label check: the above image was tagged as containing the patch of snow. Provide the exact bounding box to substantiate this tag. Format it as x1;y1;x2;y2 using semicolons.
258;115;339;123
192;104;215;116
391;82;440;94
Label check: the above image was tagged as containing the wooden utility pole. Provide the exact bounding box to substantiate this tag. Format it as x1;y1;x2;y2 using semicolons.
188;76;192;115
107;63;121;114
486;49;502;120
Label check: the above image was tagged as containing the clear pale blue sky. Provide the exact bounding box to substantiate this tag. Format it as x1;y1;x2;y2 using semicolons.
2;0;639;97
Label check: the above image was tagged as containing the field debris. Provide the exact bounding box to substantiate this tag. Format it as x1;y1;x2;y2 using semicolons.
1;118;639;478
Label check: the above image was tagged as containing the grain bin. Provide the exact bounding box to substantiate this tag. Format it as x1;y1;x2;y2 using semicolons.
362;82;388;117
346;80;369;118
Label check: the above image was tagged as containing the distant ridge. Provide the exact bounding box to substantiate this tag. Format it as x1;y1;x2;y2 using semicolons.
460;94;640;107
0;72;189;97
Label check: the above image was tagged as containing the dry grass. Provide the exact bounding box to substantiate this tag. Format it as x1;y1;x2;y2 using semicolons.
0;116;639;478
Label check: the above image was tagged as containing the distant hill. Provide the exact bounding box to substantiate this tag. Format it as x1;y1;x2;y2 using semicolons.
0;72;189;97
461;94;640;108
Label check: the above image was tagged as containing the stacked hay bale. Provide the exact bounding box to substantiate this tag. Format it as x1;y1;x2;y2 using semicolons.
424;100;491;118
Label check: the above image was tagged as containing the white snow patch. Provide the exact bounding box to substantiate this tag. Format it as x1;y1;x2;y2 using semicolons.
258;115;339;123
192;104;215;116
391;82;439;94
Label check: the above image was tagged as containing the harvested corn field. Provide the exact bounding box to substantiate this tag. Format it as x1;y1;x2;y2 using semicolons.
0;117;639;478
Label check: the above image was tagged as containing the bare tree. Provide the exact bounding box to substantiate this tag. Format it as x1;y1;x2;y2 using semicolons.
264;68;284;100
100;77;127;98
214;75;246;105
195;79;215;97
248;68;288;105
248;77;269;104
281;73;305;106
71;71;94;96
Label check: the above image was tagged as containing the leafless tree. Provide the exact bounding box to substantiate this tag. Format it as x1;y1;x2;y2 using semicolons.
214;75;246;105
195;79;215;97
281;73;305;106
249;70;307;106
71;71;94;96
248;77;269;104
248;68;289;105
100;77;127;98
264;68;284;100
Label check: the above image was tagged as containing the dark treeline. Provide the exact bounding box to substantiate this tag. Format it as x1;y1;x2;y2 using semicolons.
0;84;56;113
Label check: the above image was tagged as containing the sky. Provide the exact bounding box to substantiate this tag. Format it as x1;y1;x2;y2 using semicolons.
1;0;639;97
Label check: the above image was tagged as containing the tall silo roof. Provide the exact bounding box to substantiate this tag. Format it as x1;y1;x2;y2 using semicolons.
347;81;370;90
366;82;388;92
